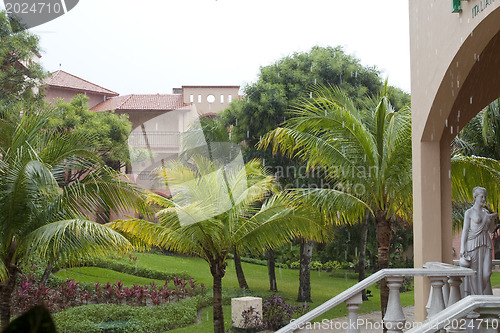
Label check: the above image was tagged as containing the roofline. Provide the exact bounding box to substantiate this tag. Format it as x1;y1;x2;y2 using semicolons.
43;84;120;97
182;85;240;89
45;70;119;96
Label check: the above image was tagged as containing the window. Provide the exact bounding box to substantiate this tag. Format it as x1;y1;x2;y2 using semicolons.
220;95;224;103
198;95;202;103
228;95;232;103
190;94;194;103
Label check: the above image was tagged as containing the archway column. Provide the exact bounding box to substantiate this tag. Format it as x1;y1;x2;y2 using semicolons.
412;138;453;321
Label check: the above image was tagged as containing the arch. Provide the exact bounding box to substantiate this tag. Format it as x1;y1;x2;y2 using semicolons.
422;7;500;144
411;1;500;321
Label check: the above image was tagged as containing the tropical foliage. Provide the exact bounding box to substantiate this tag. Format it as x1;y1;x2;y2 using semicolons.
260;83;413;315
47;94;132;171
108;156;325;333
0;108;144;329
0;10;46;108
451;98;500;229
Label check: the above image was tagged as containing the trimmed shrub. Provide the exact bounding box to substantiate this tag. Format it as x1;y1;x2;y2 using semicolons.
53;295;212;333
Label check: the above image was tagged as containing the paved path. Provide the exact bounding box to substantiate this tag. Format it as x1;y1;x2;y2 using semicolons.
258;306;415;332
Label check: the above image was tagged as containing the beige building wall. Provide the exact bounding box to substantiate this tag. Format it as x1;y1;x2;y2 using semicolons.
182;86;240;115
44;87;110;108
410;0;500;321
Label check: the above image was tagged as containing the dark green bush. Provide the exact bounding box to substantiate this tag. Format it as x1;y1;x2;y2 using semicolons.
53;295;212;333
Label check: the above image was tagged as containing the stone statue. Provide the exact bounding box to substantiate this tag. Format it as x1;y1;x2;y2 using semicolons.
460;186;498;295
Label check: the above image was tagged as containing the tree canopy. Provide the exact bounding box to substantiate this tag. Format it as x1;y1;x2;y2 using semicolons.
47;94;132;171
0;10;46;109
220;46;409;161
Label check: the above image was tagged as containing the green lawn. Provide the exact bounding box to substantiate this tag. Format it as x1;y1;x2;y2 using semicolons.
167;306;232;333
55;252;412;325
59;252;500;332
55;266;167;286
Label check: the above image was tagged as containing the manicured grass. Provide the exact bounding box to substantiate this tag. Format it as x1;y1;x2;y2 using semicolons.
58;252;411;321
54;253;500;332
54;266;167;286
167;305;232;333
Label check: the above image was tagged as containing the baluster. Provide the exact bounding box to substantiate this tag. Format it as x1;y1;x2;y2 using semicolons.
442;277;450;307
447;276;463;306
345;292;362;333
427;276;446;318
383;277;406;333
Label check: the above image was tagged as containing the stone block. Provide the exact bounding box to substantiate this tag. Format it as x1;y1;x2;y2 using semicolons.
231;296;263;329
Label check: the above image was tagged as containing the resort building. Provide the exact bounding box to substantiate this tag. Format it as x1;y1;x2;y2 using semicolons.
42;70;240;198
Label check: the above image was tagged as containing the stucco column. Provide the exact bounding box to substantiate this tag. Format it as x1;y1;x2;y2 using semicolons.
413;141;443;321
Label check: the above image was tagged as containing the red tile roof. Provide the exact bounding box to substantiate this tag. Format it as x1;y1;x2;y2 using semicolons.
43;70;119;96
91;94;189;112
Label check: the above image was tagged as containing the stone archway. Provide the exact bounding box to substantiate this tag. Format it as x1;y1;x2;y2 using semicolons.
410;1;500;321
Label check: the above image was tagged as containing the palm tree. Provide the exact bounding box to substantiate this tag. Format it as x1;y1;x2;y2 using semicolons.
451;99;500;229
0;109;144;329
108;156;324;333
260;83;413;317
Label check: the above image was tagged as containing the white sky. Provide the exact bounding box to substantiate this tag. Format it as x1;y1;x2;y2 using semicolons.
5;0;411;95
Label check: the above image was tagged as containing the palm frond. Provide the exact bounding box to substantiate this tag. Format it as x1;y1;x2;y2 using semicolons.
17;219;132;266
285;187;371;224
451;154;500;212
235;195;327;255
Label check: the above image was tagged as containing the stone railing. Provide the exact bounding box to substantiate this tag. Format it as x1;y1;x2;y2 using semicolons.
407;295;500;333
275;262;474;333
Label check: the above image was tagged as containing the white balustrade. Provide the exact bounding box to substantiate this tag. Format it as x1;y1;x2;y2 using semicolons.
273;263;473;333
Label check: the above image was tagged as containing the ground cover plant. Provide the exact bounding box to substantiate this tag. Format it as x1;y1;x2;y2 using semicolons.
54;251;415;331
12;271;204;316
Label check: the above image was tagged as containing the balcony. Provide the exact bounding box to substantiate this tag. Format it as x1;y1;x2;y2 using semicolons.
128;131;180;149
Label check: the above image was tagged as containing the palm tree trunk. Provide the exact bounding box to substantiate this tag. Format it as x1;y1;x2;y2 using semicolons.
40;260;53;286
359;213;369;300
0;242;19;331
297;238;313;303
267;249;278;291
375;210;391;320
233;249;249;289
211;260;226;333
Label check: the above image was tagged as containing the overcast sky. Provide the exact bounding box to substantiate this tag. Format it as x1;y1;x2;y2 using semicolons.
4;0;411;95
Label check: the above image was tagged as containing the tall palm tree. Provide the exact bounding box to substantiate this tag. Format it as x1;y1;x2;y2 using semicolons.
260;83;413;317
108;156;324;333
0;109;144;329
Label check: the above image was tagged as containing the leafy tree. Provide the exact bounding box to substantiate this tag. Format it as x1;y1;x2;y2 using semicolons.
47;94;132;173
221;45;409;161
108;156;324;333
181;116;251;289
220;45;409;301
0;11;46;109
0;108;144;329
260;83;413;317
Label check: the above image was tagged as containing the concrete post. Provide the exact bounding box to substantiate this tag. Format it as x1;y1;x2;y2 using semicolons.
383;277;406;333
345;292;363;333
427;277;446;318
